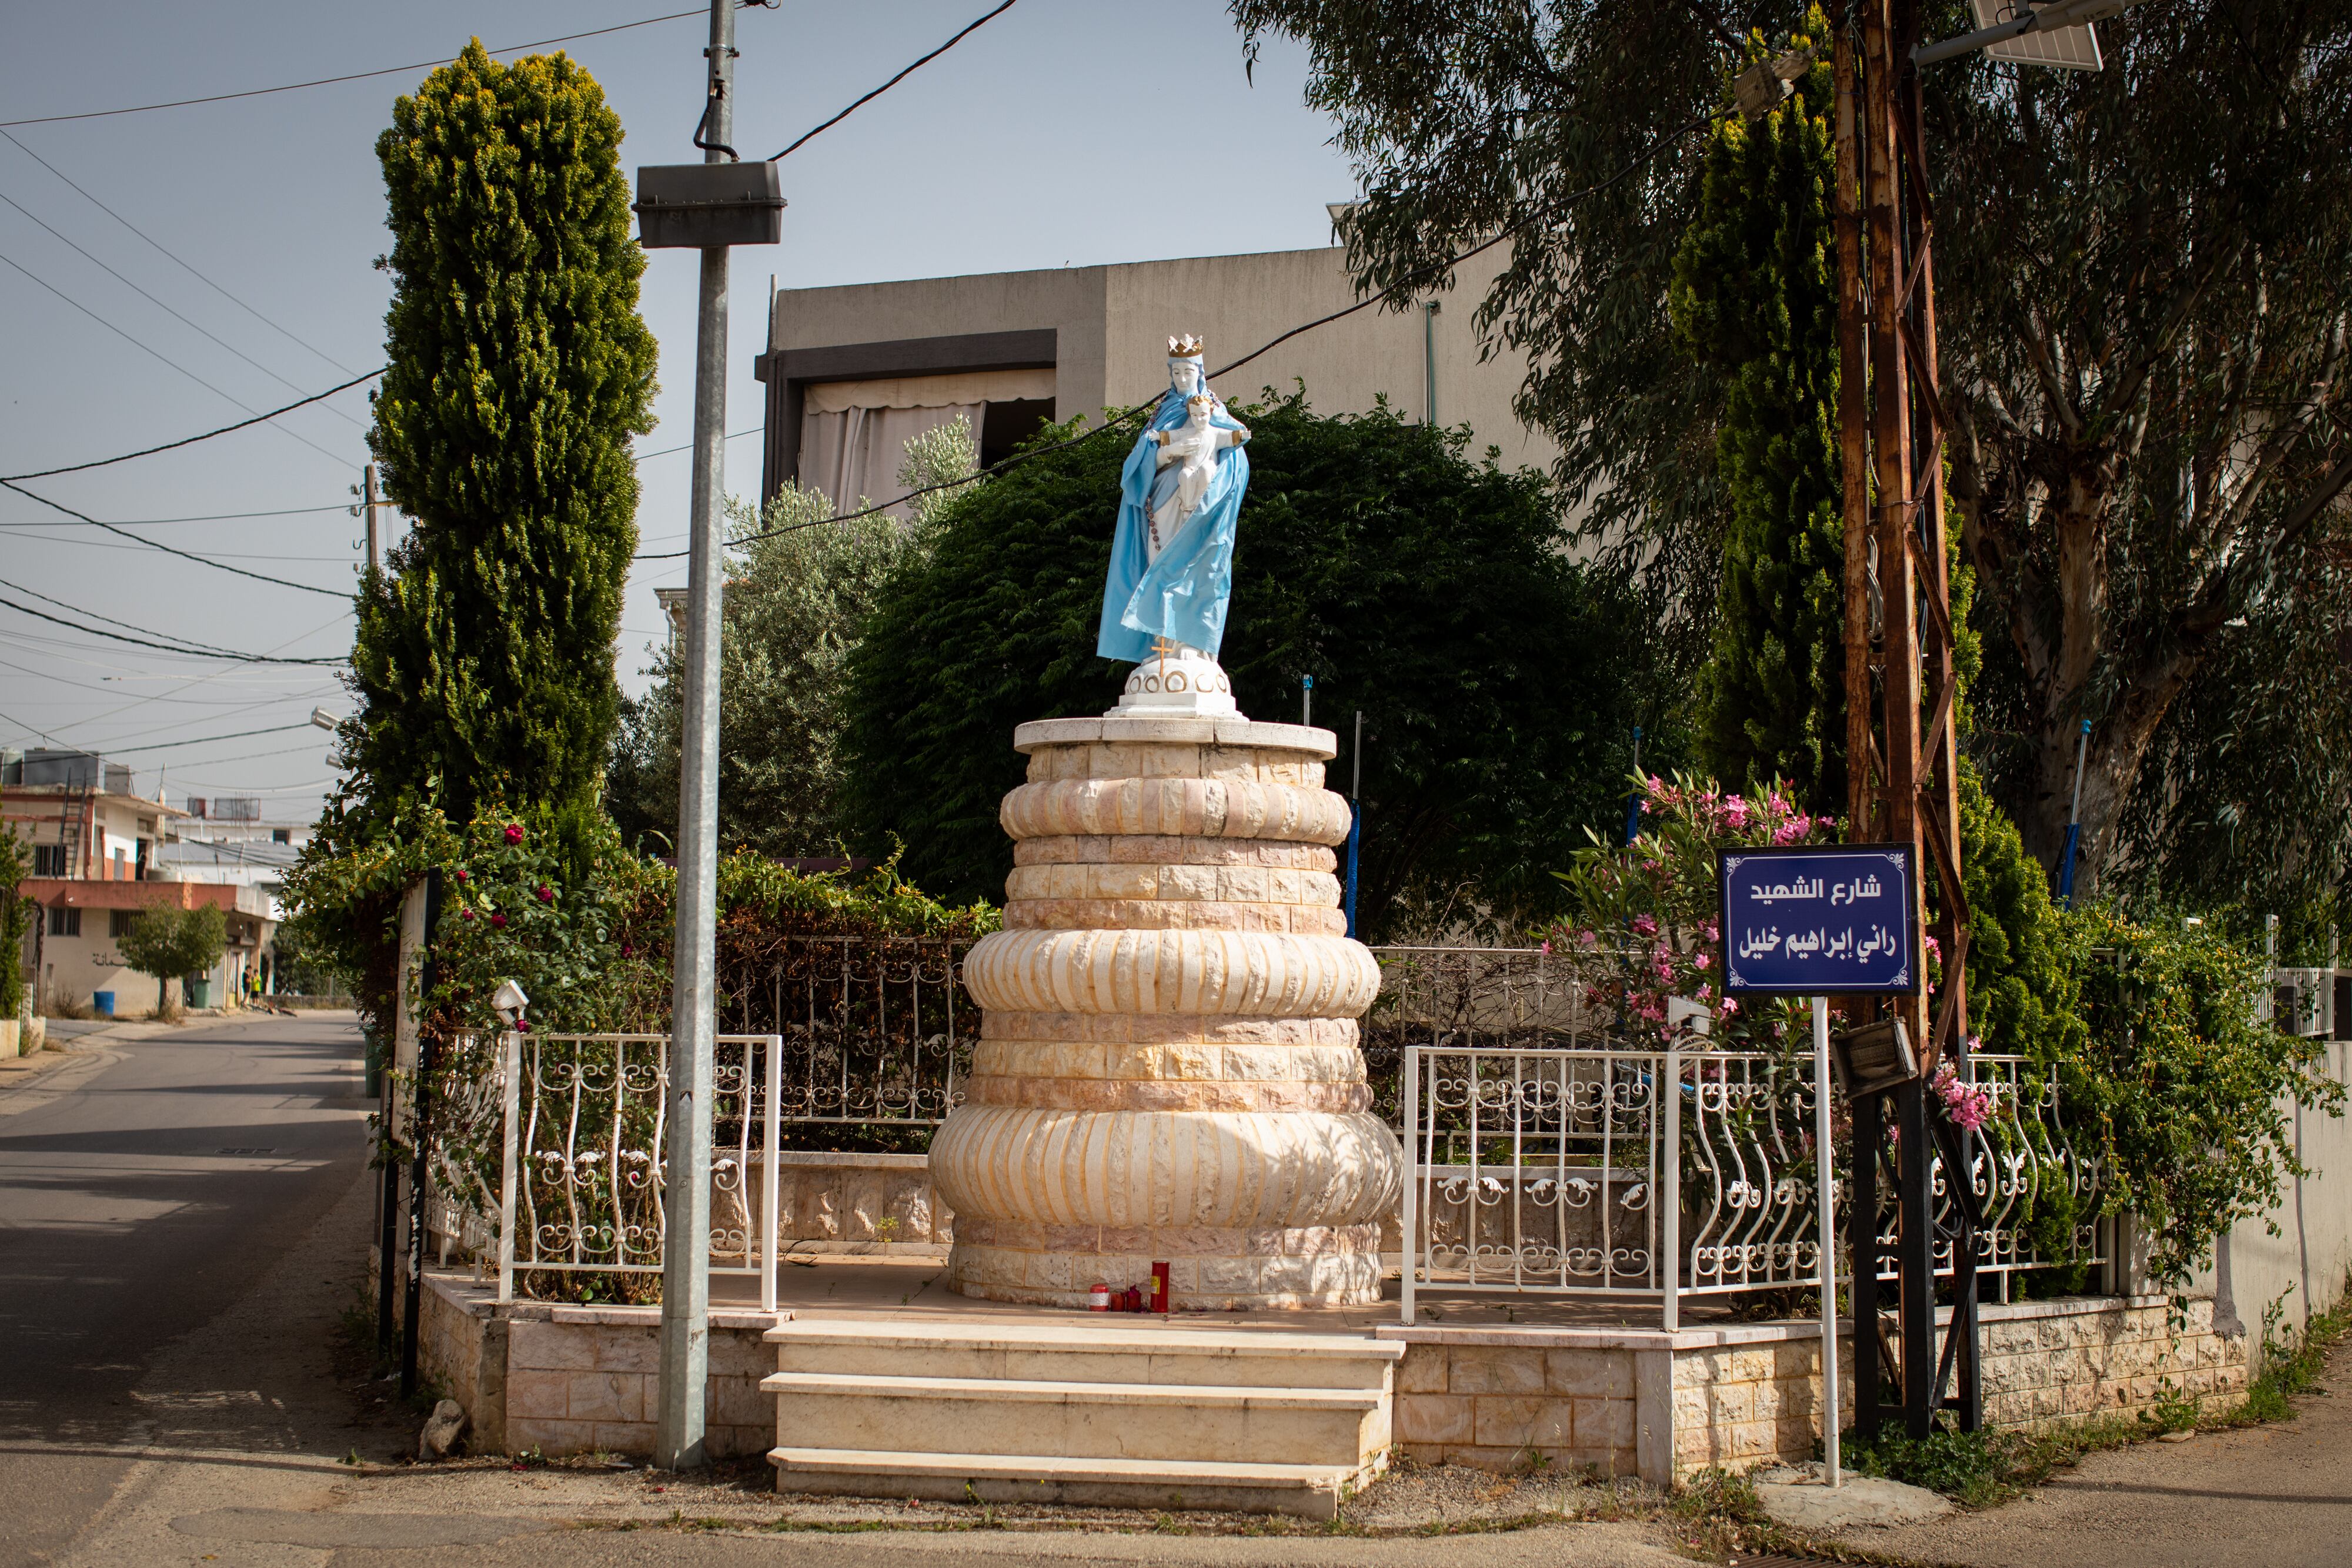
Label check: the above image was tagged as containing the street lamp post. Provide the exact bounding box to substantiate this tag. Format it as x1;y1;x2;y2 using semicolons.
633;0;784;1472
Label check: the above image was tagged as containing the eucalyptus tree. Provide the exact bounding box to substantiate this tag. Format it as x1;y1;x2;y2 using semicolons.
1232;1;2352;904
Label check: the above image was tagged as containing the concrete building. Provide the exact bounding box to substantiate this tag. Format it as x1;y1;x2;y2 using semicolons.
4;750;275;1014
754;241;1553;515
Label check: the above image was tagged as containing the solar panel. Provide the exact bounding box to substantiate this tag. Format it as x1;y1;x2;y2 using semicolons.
1969;1;2105;70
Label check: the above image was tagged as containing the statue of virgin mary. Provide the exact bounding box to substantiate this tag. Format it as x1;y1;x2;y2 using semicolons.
1095;335;1251;699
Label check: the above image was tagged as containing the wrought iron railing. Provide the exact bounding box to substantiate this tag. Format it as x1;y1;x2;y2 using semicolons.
416;1031;790;1308
720;935;974;1132
1400;1037;2108;1326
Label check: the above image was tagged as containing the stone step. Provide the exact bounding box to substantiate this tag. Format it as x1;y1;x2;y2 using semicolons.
763;1318;1402;1390
760;1370;1387;1467
767;1446;1369;1522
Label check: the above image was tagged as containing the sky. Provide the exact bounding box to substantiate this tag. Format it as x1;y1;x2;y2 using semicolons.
0;0;1356;825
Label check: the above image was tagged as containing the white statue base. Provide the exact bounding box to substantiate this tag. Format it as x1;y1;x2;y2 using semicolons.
1109;645;1240;718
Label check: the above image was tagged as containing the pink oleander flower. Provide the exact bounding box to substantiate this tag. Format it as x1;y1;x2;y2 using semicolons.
1696;983;1712;1001
1578;929;1598;948
1720;997;1739;1015
1692;951;1710;971
1932;1062;1993;1132
503;824;524;844
1632;914;1658;937
1722;795;1751;830
1925;933;1942;961
1541;940;1553;955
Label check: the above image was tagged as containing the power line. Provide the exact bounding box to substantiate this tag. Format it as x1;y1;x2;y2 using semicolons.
1;480;350;595
0;10;716;129
0;591;346;666
767;0;1019;162
0;182;365;423
667;106;1720;561
0;590;344;665
0;245;355;469
0;573;332;661
0;370;379;482
98;721;326;757
0;502;348;528
0;526;355;561
2;128;358;377
634;426;763;464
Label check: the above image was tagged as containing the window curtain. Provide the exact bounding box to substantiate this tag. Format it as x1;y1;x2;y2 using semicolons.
796;367;1055;519
798;403;982;519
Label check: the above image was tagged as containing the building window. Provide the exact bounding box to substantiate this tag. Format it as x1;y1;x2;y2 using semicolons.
33;844;67;877
111;909;139;938
272;828;292;844
48;905;80;937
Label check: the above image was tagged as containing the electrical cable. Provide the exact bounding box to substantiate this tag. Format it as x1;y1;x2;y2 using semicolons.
0;527;355;562
657;108;1718;563
2;128;358;377
95;721;325;756
1;480;350;596
634;427;763;464
0;370;380;482
0;573;327;661
0;502;349;528
0;590;345;666
0;182;365;424
0;11;716;129
767;0;1019;162
0;245;355;469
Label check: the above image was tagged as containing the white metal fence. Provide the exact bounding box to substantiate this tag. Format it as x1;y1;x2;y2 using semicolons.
1400;1041;2107;1326
420;1031;787;1310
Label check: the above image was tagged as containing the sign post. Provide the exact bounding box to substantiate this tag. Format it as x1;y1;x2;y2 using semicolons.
1722;842;1921;1488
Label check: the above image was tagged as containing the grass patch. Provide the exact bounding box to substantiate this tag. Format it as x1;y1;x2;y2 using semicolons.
2224;1283;2350;1425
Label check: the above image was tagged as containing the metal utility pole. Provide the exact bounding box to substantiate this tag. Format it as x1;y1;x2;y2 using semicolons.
362;463;385;573
1832;0;1975;1440
656;0;738;1473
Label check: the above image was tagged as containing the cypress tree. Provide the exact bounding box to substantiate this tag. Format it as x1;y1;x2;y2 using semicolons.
1669;16;1844;815
343;41;656;839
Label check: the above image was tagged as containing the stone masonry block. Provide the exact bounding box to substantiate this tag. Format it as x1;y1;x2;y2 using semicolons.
507;1320;597;1373
1546;1351;1635;1399
1396;1394;1475;1445
564;1372;644;1425
1397;1347;1449;1394
1472;1395;1573;1450
1446;1348;1548;1395
1574;1397;1636;1450
505;1368;570;1421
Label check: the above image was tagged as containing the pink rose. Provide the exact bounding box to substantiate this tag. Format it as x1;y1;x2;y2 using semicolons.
503;824;524;844
536;884;554;904
491;912;508;928
454;868;469;884
459;908;475;922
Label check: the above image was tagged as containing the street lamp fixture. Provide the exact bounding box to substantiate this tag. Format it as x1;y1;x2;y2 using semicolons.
1915;0;2154;71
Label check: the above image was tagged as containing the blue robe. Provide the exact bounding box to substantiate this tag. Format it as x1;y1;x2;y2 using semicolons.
1095;385;1251;663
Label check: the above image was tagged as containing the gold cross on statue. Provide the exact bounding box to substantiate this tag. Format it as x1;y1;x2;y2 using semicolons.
1151;636;1178;681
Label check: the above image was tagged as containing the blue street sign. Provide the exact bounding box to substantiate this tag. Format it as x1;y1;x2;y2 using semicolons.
1719;844;1919;996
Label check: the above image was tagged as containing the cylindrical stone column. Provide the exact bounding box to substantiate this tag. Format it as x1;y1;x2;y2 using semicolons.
928;714;1402;1309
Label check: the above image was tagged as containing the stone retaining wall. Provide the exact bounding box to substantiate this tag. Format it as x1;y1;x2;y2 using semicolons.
1383;1293;2247;1483
416;1273;779;1459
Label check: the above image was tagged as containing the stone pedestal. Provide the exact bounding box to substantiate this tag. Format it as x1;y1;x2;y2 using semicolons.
928;714;1402;1309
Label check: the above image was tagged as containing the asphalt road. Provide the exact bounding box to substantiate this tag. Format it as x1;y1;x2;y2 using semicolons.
0;1011;375;1567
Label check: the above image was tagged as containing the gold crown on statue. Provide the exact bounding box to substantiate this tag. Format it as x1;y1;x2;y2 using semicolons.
1167;333;1205;358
